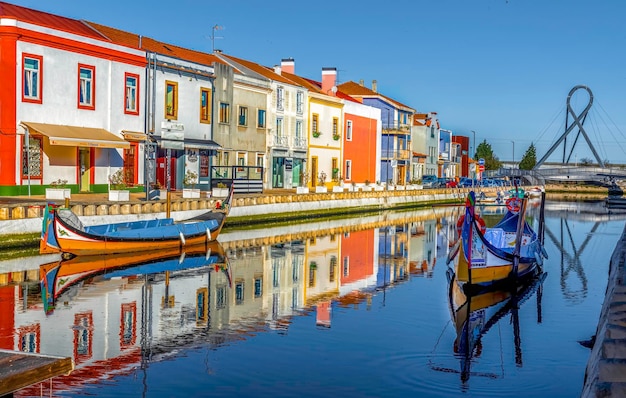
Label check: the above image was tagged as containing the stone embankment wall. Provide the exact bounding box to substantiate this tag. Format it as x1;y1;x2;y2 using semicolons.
582;223;626;397
0;187;497;236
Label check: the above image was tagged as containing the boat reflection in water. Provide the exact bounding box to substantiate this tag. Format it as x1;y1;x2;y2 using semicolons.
40;241;229;314
445;267;547;385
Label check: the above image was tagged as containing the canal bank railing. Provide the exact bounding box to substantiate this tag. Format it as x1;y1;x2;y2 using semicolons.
0;186;508;237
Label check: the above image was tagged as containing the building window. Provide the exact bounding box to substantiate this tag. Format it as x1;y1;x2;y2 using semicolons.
235;281;244;304
254;277;263;298
329;256;337;282
216;286;226;309
257;109;266;128
200;88;211;123
219;102;230;123
276;117;283;137
296;91;304;114
124;73;139;115
238;106;248;126
276;86;284;110
312;114;319;134
199;149;210;177
237;152;246;166
332;117;339;137
22;54;42;103
346;120;353;141
343;257;350;277
22;135;42;179
345;160;352;180
165;80;178;119
78;64;95;110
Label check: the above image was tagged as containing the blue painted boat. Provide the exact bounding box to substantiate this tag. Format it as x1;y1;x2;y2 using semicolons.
40;185;233;256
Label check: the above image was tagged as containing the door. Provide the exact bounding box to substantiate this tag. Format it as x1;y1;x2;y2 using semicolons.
79;148;90;192
311;157;318;188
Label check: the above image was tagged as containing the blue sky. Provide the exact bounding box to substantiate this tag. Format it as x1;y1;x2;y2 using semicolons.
9;0;626;164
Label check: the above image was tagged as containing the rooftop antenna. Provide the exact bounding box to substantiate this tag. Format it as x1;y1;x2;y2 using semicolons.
210;25;224;53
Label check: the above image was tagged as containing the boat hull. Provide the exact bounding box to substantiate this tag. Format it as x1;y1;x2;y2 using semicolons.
40;185;233;256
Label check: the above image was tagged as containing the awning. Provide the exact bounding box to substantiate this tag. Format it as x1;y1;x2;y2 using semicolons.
21;122;130;149
152;135;222;150
121;130;148;142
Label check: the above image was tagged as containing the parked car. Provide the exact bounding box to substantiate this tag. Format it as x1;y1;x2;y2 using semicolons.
422;175;438;188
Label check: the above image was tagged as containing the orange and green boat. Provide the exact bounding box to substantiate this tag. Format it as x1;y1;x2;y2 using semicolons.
40;185;233;256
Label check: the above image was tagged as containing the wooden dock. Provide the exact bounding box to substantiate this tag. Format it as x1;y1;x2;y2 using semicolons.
0;349;73;397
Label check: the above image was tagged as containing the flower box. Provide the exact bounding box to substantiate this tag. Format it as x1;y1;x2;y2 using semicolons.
315;186;328;193
374;185;384;191
45;188;71;200
332;186;345;193
361;186;373;192
183;188;201;198
296;186;310;194
109;190;130;201
212;187;229;197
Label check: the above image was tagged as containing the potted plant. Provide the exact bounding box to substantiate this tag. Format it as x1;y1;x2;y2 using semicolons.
312;131;322;138
45;178;71;200
108;169;130;201
212;182;229;197
315;171;327;193
362;179;373;192
182;170;200;198
332;133;340;141
296;169;310;194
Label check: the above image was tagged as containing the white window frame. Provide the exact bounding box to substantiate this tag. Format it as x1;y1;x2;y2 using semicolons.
346;120;353;141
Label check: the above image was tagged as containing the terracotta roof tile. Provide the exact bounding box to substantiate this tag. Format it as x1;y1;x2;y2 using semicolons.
338;80;414;111
0;1;107;40
86;22;224;67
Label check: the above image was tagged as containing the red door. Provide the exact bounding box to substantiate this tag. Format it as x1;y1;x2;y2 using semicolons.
156;157;177;189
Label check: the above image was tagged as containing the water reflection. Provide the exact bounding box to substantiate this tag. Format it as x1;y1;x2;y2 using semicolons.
0;200;624;397
441;269;546;389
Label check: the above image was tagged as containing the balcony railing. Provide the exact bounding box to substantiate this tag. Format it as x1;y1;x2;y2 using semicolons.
272;135;288;147
381;149;411;160
293;136;307;149
382;122;411;133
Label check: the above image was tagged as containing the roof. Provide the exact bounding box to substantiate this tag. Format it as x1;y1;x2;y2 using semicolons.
0;1;108;41
86;22;224;68
216;53;299;86
338;81;414;111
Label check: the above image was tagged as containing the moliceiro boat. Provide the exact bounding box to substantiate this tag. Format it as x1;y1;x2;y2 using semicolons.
40;185;234;256
447;189;547;294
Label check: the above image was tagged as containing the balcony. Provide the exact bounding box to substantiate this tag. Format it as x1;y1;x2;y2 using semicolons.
293;136;307;149
272;135;288;148
382;122;411;134
381;149;411;160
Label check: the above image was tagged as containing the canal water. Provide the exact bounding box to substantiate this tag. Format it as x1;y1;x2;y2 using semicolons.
1;199;623;397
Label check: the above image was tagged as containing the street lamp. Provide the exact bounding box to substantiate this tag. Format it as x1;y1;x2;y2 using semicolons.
471;130;476;188
511;140;515;168
471;130;476;159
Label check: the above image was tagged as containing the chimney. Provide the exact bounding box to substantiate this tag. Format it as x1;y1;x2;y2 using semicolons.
322;67;337;96
359;79;364;86
372;80;377;93
281;58;295;74
273;65;281;75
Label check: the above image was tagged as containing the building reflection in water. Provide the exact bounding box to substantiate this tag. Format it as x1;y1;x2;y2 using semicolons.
0;207;458;395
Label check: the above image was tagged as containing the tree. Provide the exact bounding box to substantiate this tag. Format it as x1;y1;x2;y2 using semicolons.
475;139;502;170
518;143;537;170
